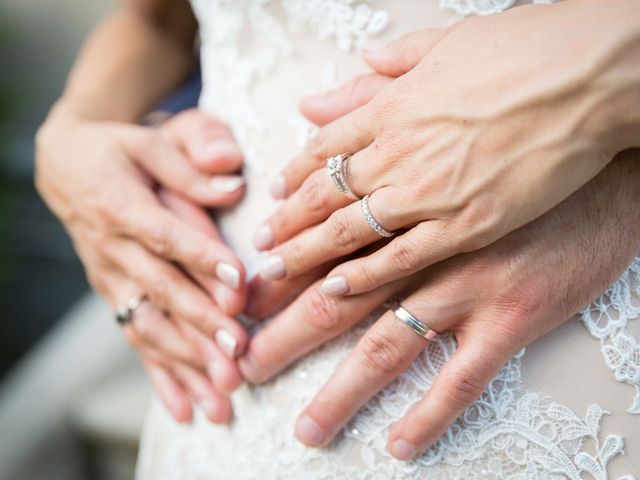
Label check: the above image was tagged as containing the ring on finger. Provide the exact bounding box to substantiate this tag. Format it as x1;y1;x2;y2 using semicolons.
361;194;394;238
326;154;360;199
116;294;148;326
391;301;438;341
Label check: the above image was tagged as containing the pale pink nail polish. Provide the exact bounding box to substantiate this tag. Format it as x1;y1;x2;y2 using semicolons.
216;262;241;289
209;176;245;193
215;329;238;358
270;174;287;199
390;440;417;460
295;415;325;446
253;224;273;251
258;255;286;281
321;276;349;296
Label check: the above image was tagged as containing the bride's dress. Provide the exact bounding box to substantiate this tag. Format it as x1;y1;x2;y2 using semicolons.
136;1;640;478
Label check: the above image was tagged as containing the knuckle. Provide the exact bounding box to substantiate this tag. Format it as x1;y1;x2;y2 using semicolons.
307;129;330;163
388;243;419;274
148;222;177;257
149;278;172;307
360;332;405;374
302;288;343;332
300;173;329;214
349;262;378;291
328;209;357;250
92;187;126;225
440;369;485;406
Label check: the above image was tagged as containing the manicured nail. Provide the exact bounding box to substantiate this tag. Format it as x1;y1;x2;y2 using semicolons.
201;139;243;160
363;39;387;55
253;224;273;251
295;415;325;446
238;353;262;384
390;440;417;460
321;276;349;296
216;262;241;289
210;175;245;193
258;255;286;281
215;329;238;358
270;174;287;199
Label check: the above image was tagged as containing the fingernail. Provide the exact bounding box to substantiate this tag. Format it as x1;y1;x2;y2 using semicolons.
216;262;241;289
238;353;262;383
321;276;349;296
210;175;245;193
390;440;417;460
295;415;325;446
201;139;243;160
253;224;273;251
270;174;287;199
363;40;387;55
258;255;286;281
206;360;217;383
215;329;238;358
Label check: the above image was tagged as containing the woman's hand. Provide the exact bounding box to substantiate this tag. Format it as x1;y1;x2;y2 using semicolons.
36;109;249;420
255;0;640;297
242;148;640;459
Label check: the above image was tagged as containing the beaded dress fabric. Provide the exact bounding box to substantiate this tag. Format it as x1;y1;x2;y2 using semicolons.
136;1;640;478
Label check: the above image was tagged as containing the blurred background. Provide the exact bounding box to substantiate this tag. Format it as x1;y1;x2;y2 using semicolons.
0;1;198;478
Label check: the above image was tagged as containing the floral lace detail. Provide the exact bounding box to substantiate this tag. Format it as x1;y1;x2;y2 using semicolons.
581;255;640;414
440;0;555;17
149;325;634;479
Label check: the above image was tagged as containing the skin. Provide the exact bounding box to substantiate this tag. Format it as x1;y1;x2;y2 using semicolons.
238;73;640;459
255;0;640;301
35;1;246;423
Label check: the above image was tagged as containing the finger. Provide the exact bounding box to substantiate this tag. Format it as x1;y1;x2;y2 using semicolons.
144;361;193;423
170;360;233;424
127;301;204;368
293;285;460;448
270;103;375;200
238;274;411;384
300;73;393;127
257;188;406;282
106;183;238;278
388;334;506;459
362;27;453;76
161;108;244;174
159;189;247;314
102;236;247;357
124;126;245;207
323;220;463;296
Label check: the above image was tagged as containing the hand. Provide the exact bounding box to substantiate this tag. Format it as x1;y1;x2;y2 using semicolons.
254;0;640;298
36;108;248;420
245;147;640;459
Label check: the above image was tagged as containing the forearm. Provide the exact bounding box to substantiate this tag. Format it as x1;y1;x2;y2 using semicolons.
48;1;196;125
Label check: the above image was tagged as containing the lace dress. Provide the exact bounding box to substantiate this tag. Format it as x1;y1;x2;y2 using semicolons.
136;1;640;478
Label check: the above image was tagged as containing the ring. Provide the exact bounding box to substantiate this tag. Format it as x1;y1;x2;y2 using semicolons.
115;294;148;326
326;154;359;198
392;302;438;341
361;194;394;238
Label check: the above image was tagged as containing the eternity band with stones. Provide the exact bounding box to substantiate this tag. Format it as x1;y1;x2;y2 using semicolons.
116;294;148;326
361;194;394;238
393;303;438;341
326;153;358;198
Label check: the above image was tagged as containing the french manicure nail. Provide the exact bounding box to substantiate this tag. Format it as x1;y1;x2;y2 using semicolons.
215;329;238;358
321;276;349;296
253;224;274;251
216;262;241;289
270;174;287;199
210;175;245;193
258;255;286;281
390;440;417;460
295;415;325;446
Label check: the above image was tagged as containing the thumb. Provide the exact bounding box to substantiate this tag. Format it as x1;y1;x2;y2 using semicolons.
362;27;452;76
299;73;392;126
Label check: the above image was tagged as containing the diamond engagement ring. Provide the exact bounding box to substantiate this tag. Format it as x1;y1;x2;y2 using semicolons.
361;194;394;238
326;153;359;198
115;294;148;326
392;303;438;341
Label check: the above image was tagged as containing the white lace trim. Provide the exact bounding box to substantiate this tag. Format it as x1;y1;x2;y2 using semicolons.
440;0;554;17
581;255;640;414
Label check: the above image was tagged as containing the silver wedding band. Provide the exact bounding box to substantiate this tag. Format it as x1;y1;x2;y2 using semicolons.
361;194;394;238
392;303;438;341
116;294;148;326
327;153;359;198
